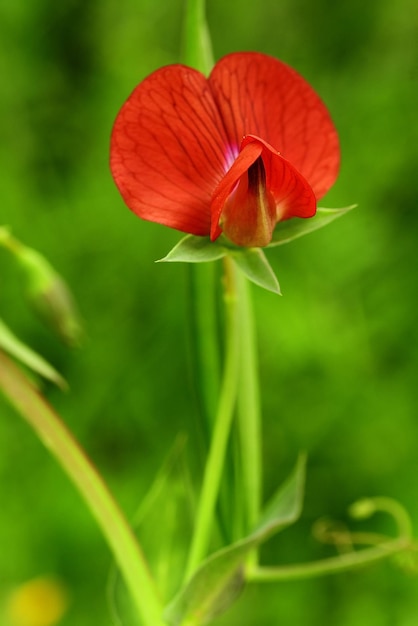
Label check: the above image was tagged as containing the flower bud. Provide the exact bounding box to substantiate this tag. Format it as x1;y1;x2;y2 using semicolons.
16;245;83;347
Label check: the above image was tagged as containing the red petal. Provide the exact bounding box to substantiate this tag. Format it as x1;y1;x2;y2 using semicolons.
211;135;316;246
245;135;317;220
210;140;263;241
208;52;340;200
110;65;229;236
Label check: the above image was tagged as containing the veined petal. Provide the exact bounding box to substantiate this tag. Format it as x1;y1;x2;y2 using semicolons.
210;140;263;243
208;52;340;200
245;136;317;222
211;136;316;247
110;65;230;236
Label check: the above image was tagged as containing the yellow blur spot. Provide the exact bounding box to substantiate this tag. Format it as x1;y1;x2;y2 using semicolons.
7;577;69;626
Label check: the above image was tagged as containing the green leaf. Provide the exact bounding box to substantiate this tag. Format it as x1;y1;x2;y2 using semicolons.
232;248;281;295
157;235;227;264
268;205;357;247
0;318;67;389
164;455;306;626
109;437;194;625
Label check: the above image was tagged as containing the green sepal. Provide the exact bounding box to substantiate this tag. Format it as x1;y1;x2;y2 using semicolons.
0;318;67;389
158;236;281;294
164;455;306;626
231;248;281;295
158;205;355;293
268;205;357;247
157;235;227;264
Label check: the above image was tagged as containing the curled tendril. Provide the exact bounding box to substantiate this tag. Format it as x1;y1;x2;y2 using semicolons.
247;497;417;583
311;497;418;575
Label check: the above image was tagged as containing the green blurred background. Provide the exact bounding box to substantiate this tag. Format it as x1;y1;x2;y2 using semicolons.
1;0;418;624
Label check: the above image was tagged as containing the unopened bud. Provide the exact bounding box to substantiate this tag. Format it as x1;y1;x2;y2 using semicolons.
16;246;83;347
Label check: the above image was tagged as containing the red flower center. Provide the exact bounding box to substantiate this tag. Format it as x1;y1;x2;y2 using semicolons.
221;155;276;247
213;145;276;247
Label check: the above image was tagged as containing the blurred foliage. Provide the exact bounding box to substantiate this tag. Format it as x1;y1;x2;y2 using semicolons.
0;0;417;624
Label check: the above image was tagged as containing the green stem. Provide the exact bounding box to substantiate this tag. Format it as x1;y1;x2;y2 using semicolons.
0;351;165;626
349;497;414;540
248;537;412;582
236;271;262;537
188;264;235;545
249;496;416;582
182;0;214;73
184;257;241;581
188;263;221;437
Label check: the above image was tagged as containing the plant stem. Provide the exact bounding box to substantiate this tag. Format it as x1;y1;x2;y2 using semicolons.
249;496;416;582
236;272;262;538
184;257;241;581
182;0;214;74
349;497;414;540
188;263;221;437
0;351;165;626
248;537;412;581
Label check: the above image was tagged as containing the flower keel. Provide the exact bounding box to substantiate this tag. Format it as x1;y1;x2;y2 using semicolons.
211;136;317;247
218;155;276;247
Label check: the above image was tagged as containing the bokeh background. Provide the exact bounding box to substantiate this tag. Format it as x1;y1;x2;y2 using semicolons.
1;0;418;624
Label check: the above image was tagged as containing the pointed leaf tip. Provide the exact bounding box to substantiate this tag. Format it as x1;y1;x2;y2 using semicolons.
232;248;281;295
268;205;357;248
158;236;282;294
164;455;305;626
257;453;306;535
0;319;67;390
157;235;227;264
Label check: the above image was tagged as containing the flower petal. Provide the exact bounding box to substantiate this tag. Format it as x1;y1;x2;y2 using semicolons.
244;135;317;222
210;140;262;241
110;65;230;236
208;52;340;199
211;136;316;247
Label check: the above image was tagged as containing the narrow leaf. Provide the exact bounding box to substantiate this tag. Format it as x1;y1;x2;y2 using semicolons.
0;350;165;626
164;456;305;626
256;453;306;534
232;249;281;295
109;437;194;625
268;205;357;247
0;318;67;389
157;235;227;264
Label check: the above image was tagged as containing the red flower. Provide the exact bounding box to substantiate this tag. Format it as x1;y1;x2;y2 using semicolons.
110;52;340;247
